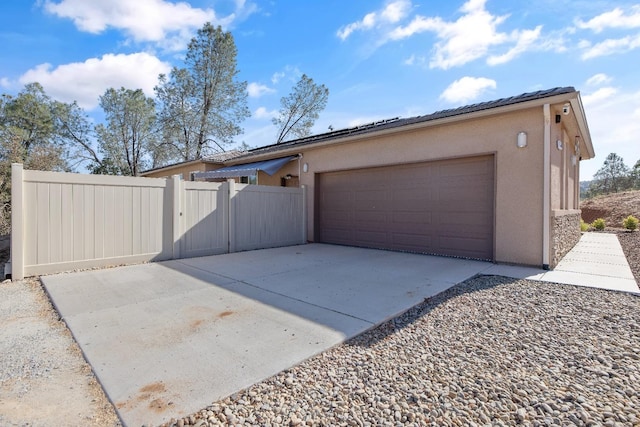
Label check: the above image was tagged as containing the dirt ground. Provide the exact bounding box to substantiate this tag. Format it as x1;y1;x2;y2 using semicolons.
580;189;640;225
0;277;121;426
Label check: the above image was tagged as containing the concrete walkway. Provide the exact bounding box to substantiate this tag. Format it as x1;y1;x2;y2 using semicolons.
42;244;492;427
484;232;639;294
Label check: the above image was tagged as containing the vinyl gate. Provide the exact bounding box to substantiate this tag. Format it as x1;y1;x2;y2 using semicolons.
10;164;306;280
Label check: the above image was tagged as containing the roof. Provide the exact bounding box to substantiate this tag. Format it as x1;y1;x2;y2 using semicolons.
141;149;246;175
144;86;594;174
235;86;584;160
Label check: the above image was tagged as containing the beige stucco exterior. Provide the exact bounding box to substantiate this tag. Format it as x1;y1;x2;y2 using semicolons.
235;93;592;267
142;160;224;180
141;89;594;268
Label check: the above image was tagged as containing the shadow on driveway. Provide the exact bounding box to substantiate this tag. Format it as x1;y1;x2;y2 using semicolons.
41;243;491;427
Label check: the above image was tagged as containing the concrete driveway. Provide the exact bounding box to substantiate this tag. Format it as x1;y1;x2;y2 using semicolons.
42;244;492;426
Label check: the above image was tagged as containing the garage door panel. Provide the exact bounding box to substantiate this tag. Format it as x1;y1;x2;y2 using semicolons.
440;212;490;227
317;155;494;260
354;230;388;245
392;211;433;225
391;233;433;250
355;211;387;223
440;235;492;254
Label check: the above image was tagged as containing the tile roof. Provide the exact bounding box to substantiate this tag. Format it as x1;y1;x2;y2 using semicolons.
240;86;576;159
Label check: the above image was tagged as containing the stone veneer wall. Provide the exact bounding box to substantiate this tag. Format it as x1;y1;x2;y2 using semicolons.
551;210;582;268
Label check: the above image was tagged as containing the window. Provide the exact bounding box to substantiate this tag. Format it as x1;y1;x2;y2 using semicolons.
240;175;257;185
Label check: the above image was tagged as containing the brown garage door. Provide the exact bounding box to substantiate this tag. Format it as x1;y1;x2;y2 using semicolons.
316;155;494;260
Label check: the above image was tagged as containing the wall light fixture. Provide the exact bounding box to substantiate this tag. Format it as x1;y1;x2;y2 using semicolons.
517;131;527;148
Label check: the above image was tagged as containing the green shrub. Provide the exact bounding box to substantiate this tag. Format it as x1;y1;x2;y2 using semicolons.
623;215;639;231
580;219;589;232
592;218;606;231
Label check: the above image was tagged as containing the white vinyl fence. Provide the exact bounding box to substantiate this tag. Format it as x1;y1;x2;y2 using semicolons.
10;163;306;280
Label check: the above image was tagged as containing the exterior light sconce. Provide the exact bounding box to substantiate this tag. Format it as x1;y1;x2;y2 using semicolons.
303;162;309;173
556;139;563;150
517;131;527;148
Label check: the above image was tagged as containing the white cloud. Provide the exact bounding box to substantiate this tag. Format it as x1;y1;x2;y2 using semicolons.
487;26;542;65
439;76;496;104
254;106;278;119
0;77;10;89
19;52;171;110
337;0;411;40
269;65;301;85
247;82;275;98
579;87;640;179
582;87;618;106
580;33;640;59
586;73;612;86
43;0;256;51
388;0;542;69
403;54;427;66
271;71;285;84
575;5;640;33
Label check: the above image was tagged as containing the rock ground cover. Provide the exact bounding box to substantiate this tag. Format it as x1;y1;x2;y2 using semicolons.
618;231;640;284
165;275;640;427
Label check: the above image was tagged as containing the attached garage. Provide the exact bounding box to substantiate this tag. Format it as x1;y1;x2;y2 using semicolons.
166;87;594;268
315;155;495;260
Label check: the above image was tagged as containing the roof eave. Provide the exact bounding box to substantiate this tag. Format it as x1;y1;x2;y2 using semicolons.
569;93;596;160
229;91;587;164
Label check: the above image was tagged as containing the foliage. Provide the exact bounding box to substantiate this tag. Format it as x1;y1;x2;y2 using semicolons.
273;74;329;143
591;218;606;231
155;23;249;164
631;159;640;189
623;215;638;231
580;218;589;232
585;153;634;198
0;83;90;233
94;87;157;176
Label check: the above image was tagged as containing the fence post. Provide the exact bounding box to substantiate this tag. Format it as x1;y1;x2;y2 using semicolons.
301;185;307;244
171;175;182;259
11;163;24;280
227;179;236;253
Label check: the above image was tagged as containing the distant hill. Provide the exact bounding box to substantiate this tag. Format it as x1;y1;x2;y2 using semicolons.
579;180;592;194
580;189;640;227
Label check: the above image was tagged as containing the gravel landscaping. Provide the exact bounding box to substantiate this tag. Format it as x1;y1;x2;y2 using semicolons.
164;275;640;427
618;231;640;284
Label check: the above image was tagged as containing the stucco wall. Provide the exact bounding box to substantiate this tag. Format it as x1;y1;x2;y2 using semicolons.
551;210;581;268
143;162;222;180
256;161;300;186
295;107;546;266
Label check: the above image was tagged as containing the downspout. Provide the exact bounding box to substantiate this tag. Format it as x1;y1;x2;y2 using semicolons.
542;104;551;270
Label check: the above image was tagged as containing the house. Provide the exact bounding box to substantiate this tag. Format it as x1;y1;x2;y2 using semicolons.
146;87;595;269
141;150;244;180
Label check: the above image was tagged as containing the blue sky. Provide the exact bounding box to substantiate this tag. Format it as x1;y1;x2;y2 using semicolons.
1;0;640;180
